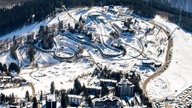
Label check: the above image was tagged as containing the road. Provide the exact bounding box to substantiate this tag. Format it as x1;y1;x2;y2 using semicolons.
142;20;173;102
19;75;35;96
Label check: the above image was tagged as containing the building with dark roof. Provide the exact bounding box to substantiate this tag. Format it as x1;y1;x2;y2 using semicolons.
116;79;135;97
92;96;121;108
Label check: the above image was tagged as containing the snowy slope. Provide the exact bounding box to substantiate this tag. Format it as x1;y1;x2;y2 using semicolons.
20;61;95;94
146;15;192;100
34;52;59;67
0;52;17;65
0;20;50;41
0;7;181;101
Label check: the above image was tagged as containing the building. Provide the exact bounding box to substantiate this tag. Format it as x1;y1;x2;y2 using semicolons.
116;79;135;97
142;60;154;66
86;86;101;97
68;95;85;106
154;62;162;68
92;96;121;108
1;76;12;83
46;94;57;108
100;79;117;87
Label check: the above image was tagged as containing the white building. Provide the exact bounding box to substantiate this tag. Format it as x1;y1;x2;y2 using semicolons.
86;86;102;96
68;95;85;106
100;79;117;86
46;94;57;108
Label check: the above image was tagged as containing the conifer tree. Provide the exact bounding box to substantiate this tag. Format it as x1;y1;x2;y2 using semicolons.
61;93;68;108
50;81;55;94
25;90;30;101
32;96;38;108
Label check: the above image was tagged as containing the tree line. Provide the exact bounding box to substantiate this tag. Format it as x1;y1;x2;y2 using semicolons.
0;93;15;105
0;62;20;75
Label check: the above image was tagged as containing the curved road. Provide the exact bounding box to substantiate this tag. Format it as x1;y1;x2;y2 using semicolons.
142;20;173;102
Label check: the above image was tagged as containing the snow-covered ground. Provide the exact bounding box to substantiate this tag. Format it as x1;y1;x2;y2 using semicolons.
0;52;17;65
20;61;95;94
0;86;32;98
0;7;172;100
34;52;59;67
146;15;192;100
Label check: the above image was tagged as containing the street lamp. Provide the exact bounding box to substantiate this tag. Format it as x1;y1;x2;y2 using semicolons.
32;14;35;23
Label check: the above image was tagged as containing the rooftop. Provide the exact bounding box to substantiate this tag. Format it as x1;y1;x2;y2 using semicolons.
86;86;102;90
92;96;120;103
117;79;133;86
68;94;83;99
100;79;117;83
46;94;56;102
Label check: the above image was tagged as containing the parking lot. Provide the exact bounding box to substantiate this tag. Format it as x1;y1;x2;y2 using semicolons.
155;85;192;108
176;85;192;107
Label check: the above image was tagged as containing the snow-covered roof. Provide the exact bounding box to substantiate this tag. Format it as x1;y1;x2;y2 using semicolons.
117;79;133;86
92;96;120;103
100;79;117;83
46;94;56;102
3;76;11;79
68;94;83;99
86;86;102;90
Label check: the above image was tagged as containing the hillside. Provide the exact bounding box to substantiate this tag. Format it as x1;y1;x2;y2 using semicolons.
143;0;192;13
0;5;192;107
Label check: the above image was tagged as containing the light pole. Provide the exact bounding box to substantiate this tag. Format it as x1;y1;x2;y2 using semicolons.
168;27;180;40
32;14;35;23
179;8;182;27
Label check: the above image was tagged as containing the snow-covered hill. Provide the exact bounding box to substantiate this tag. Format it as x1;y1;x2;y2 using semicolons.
0;7;192;107
143;0;192;13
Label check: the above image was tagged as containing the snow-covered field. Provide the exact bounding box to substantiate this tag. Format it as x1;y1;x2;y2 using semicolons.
20;61;94;94
0;86;32;98
146;16;192;100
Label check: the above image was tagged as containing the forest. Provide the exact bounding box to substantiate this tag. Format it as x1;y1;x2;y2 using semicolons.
0;0;192;36
0;0;63;35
